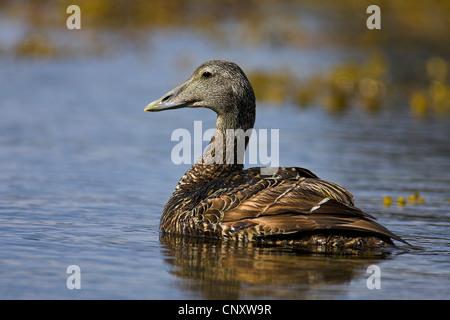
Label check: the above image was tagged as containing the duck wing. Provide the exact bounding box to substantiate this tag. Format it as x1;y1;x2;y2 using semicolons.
191;167;405;244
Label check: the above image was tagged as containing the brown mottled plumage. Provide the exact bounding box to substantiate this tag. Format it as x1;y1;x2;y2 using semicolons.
144;60;408;250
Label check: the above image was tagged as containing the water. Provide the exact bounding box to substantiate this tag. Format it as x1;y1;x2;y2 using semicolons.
1;34;449;300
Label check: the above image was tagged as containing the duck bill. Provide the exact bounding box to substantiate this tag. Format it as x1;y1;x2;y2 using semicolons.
144;99;189;112
144;85;192;112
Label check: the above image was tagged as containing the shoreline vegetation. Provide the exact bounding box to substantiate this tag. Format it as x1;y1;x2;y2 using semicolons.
1;0;449;116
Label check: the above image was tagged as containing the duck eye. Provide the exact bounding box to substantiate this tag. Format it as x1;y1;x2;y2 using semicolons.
202;71;212;78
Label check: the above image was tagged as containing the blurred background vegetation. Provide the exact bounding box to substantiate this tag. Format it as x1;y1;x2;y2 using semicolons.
1;0;449;117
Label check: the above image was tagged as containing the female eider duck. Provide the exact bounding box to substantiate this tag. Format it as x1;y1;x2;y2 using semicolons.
145;60;408;250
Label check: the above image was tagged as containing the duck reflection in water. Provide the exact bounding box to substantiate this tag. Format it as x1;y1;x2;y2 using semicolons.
160;234;393;299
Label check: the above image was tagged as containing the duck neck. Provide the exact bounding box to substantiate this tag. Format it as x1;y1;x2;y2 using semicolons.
180;102;256;187
162;102;256;221
200;101;255;164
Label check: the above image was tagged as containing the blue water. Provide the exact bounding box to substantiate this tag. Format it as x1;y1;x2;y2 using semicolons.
1;31;449;299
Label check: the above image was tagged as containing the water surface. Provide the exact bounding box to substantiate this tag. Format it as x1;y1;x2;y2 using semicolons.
0;35;449;300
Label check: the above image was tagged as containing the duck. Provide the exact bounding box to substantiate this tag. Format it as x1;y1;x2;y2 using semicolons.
144;60;408;250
